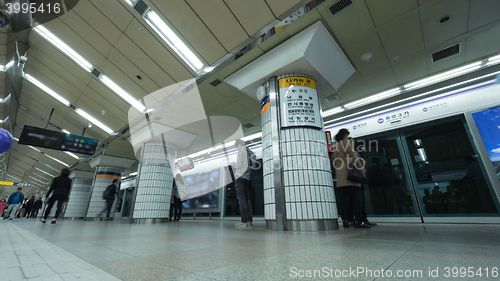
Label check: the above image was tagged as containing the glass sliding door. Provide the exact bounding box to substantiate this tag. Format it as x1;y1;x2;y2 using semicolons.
401;117;499;218
353;131;419;218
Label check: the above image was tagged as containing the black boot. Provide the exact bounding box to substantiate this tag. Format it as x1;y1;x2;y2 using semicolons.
354;220;371;228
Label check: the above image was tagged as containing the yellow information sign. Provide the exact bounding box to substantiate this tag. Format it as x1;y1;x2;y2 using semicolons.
0;181;14;185
279;76;317;89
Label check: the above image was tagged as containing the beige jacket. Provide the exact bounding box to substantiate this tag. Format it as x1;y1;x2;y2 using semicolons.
331;138;362;188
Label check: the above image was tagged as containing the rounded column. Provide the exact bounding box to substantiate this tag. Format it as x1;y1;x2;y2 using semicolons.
262;74;338;231
65;171;94;219
130;137;175;223
85;166;123;219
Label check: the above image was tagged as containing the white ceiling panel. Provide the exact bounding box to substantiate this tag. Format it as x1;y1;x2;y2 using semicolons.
343;33;391;75
420;0;469;48
265;0;308;19
362;67;399;93
464;23;500;62
151;0;227;64
391;54;429;84
186;0;249;51
79;86;128;124
57;10;114;58
123;18;194;82
73;95;125;133
224;0;275;36
337;78;372;101
99;59;149;100
89;0;134;32
468;0;500;31
70;0;124;45
86;79;132;116
378;13;425;61
366;0;417;27
319;0;375;44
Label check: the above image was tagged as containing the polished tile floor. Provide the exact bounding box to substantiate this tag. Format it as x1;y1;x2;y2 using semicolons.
2;219;500;280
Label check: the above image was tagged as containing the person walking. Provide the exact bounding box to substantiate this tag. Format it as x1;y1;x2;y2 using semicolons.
331;129;370;228
24;196;35;219
41;168;72;224
0;198;8;218
231;139;254;228
3;188;25;220
98;179;119;220
31;198;43;218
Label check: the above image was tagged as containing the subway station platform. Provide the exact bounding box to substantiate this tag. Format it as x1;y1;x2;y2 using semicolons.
2;220;500;280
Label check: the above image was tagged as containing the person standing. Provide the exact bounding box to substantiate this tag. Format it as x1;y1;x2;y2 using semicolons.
99;179;119;220
41;168;72;224
3;188;25;220
331;129;370;228
0;198;7;218
231;139;254;228
171;174;185;221
31;198;43;218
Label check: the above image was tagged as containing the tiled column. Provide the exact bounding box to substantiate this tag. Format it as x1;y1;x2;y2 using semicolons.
85;155;135;220
64;171;94;219
131;137;175;223
261;74;338;231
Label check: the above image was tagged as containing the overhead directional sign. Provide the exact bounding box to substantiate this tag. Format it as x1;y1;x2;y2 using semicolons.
0;181;31;187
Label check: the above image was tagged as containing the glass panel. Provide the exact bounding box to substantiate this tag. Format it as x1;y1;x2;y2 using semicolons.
403;118;499;216
336;132;419;216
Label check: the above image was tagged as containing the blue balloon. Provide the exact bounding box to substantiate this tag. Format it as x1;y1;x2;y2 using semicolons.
0;128;13;154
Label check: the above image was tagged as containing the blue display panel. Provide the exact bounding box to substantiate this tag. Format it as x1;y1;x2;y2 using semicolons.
182;169;220;211
471;106;500;179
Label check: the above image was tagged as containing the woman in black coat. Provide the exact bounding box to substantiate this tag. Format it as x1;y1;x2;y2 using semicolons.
41;168;72;224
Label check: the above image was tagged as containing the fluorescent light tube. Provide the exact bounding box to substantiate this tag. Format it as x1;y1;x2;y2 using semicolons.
144;11;204;73
65;151;80;159
44;154;69;167
5;60;14;70
0;116;9;123
242;132;262;142
32;173;50;181
405;62;482;90
24;74;71;106
124;0;134;6
322;107;344;117
0;65;4;71
35;167;56;178
344;88;401;109
99;75;146;112
28;145;41;152
76;108;114;134
29;176;45;184
33;25;93;72
62;129;70;134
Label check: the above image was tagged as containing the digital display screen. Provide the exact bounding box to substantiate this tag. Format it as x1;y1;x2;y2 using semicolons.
19;125;99;155
182;169;220;211
471;107;500;180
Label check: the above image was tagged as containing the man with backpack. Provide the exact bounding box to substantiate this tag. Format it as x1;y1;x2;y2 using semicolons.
99;179;119;220
231;139;256;228
3;187;24;220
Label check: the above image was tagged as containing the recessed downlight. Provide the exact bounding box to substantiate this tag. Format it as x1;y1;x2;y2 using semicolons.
438;15;451;24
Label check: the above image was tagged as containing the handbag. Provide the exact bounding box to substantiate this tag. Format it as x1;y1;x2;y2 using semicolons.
346;163;367;183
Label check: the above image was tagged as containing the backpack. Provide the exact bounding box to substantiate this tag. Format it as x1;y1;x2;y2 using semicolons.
102;185;113;199
247;149;258;177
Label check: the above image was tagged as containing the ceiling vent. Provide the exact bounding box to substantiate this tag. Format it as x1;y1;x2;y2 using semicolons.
242;123;255;129
134;0;149;16
329;0;353;16
323;94;341;103
210;79;222;87
432;43;460;63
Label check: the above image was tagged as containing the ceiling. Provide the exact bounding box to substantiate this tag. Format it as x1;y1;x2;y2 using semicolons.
1;0;500;198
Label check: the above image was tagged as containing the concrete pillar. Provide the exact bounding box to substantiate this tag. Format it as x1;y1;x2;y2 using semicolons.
130;137;176;223
65;171;94;219
262;74;338;231
85;155;135;219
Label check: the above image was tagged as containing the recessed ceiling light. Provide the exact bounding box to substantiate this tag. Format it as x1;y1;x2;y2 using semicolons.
438;15;451;24
394;56;399;60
